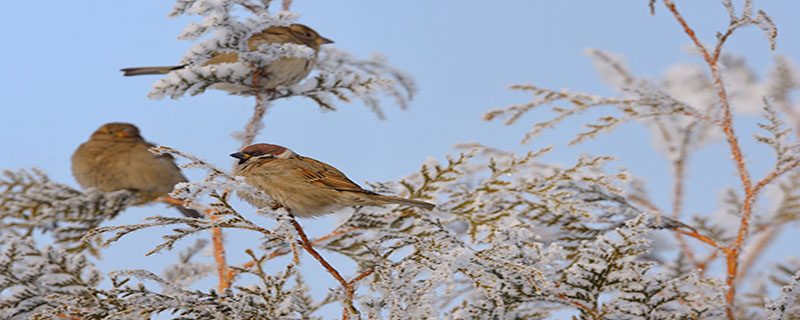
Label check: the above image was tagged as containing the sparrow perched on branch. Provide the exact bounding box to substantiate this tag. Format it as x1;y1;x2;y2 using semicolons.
71;122;202;218
120;24;333;92
230;143;435;217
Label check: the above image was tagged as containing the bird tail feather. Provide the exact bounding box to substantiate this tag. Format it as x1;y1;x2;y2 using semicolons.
120;66;184;76
369;194;435;210
176;206;204;218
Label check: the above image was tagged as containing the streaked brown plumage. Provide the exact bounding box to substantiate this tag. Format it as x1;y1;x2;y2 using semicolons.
120;24;333;92
230;143;435;217
71;122;202;218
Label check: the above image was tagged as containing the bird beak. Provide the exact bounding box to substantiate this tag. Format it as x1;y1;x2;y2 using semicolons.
318;36;334;45
230;152;249;160
230;152;250;165
115;128;141;139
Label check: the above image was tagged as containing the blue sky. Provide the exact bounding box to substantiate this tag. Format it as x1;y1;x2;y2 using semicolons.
2;0;799;317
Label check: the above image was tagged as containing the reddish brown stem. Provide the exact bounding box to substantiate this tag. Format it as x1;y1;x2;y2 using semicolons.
662;2;752;318
350;269;375;285
56;312;82;319
628;193;701;266
292;218;347;287
290;218;363;319
659;1;794;317
252;64;258;88
673;229;729;254
227;227;361;281
697;250;719;277
211;220;231;292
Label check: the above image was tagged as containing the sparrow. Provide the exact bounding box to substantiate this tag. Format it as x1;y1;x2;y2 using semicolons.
230;143;435;217
120;24;333;92
71;122;203;218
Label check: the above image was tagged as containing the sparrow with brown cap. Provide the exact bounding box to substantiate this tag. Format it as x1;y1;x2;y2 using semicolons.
230;143;435;217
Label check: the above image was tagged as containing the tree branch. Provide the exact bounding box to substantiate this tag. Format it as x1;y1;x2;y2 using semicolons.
662;2;752;317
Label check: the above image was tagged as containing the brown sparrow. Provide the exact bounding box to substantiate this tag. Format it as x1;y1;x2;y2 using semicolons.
120;24;333;92
71;122;202;218
230;143;435;217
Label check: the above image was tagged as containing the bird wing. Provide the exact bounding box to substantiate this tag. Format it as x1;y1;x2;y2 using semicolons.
132;142;188;190
203;51;240;66
292;156;369;193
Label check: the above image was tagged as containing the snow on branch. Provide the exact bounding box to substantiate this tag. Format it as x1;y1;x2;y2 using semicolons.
765;270;800;320
142;0;415;119
482;80;702;145
277;48;417;119
718;0;777;53
162;239;216;291
84;146;296;257
0;143;738;318
754;99;800;172
4;1;797;318
0;235;102;319
0;168;140;255
307;145;713;318
29;259;316;319
484;48;800;163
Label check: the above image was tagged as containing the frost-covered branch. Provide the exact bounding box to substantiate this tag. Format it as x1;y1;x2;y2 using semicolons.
764;270;800;320
274;47;416;119
660;1;780;315
33;263;317;319
0;169;143;255
482;80;712;145
0;235;102;319
144;1;416;120
3;0;798;318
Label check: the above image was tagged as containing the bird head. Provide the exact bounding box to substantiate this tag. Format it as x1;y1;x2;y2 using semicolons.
248;23;333;51
90;122;143;141
288;24;334;49
230;143;296;165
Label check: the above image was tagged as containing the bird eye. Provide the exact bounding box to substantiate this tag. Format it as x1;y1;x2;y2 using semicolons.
305;32;312;37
